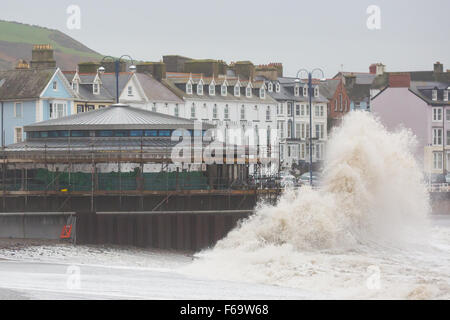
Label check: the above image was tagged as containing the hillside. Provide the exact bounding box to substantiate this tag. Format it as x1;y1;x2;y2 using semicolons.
0;20;103;71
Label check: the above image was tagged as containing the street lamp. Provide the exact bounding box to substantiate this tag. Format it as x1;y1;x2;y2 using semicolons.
99;55;136;103
295;68;325;186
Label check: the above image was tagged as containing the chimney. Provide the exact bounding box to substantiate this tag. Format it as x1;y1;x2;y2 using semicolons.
137;62;167;81
369;63;377;74
30;44;56;69
344;73;356;87
388;73;411;88
376;63;385;76
434;62;443;73
15;59;30;70
233;61;255;81
78;62;101;73
184;60;220;78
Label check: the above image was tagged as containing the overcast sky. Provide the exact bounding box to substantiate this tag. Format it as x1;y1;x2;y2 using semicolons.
1;0;449;77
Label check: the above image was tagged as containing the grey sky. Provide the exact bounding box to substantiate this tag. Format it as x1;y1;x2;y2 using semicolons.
1;0;449;77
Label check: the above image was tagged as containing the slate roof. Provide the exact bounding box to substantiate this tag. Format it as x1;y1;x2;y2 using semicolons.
135;73;183;104
24;104;213;131
77;84;114;102
318;79;340;99
163;76;277;104
410;81;450;105
346;83;372;103
0;68;56;100
264;77;329;103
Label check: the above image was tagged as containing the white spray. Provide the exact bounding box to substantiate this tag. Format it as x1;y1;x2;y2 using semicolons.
184;112;449;299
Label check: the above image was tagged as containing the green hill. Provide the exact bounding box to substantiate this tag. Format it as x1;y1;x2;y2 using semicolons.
0;20;103;70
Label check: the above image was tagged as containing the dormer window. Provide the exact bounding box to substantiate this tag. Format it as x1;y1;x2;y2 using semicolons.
432;89;437;101
93;83;100;95
197;82;203;95
314;86;319;97
294;85;300;97
72;81;79;93
128;86;133;96
303;86;308;97
209;82;215;96
234;84;240;97
246;86;252;98
444;89;448;102
186;82;193;95
221;83;227;96
275;83;280;93
268;82;273;92
260;86;266;99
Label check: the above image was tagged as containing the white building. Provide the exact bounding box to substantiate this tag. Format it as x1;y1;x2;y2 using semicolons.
262;77;329;170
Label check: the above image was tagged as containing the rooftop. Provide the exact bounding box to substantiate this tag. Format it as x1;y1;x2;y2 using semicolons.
24;104;212;131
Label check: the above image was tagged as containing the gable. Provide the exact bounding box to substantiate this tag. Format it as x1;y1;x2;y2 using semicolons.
40;70;75;99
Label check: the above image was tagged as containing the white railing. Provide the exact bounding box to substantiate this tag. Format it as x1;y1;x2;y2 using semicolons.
428;183;450;192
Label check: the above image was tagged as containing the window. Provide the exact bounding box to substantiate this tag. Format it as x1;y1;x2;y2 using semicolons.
93;83;99;95
174;104;179;117
432;89;437;101
275;83;280;93
240;105;245;120
294;85;300;97
14;102;23;118
50;103;66;119
260;87;265;99
300;105;305;116
130;130;144;137
128;86;133;96
14;127;23;143
433;128;443;145
314;86;319;97
221;84;227;96
266;106;271;121
296;105;300;116
209;83;215;96
287;120;292;138
447;109;450;121
447;130;450;146
315;123;324;139
72;81;79;93
300;143;306;159
433;107;443;121
303;86;308;97
433;152;443;170
77;104;84;113
339;94;343;111
320;105;325;117
71;131;89;137
296;123;301;139
234;84;240;97
224;104;229;119
144;130;158;137
287;102;292;116
186;82;193;94
315;105;320;117
315;144;323;160
268;82;273;92
152;103;157;112
246;86;252;98
197;82;203;95
159;130;171;137
52;81;58;91
213;104;218;119
191;103;196;119
334;99;338;111
277;121;285;139
444;90;448;102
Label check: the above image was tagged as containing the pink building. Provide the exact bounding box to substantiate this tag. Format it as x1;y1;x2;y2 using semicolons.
372;68;450;180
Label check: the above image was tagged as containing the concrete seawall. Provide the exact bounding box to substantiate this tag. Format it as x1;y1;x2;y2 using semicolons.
0;212;74;240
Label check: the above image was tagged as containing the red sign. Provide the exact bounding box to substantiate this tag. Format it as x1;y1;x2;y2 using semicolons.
60;225;73;239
